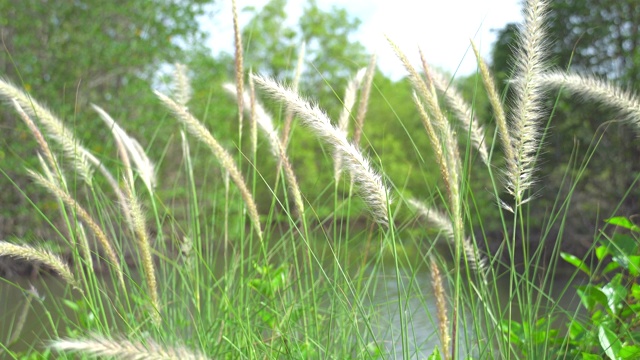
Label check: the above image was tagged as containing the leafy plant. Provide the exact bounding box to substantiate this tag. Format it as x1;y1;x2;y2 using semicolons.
505;216;640;359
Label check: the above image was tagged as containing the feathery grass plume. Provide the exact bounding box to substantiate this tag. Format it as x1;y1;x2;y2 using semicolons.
252;74;391;226
421;56;488;164
353;53;376;146
99;108;133;186
0;78;94;184
155;90;263;240
12;99;58;173
0;241;81;291
507;0;550;204
386;38;461;205
34;146;91;268
232;0;244;133
408;198;487;275
75;223;94;271
173;63;192;107
429;255;451;360
28;169;125;289
282;42;306;148
335;68;366;182
415;49;463;196
223;82;305;217
411;93;453;200
123;178;160;325
7;284;39;346
471;41;512;165
51;335;209;360
539;71;640;128
92;105;156;193
248;72;258;156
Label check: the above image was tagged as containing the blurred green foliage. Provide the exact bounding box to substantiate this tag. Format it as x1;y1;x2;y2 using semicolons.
0;0;213;239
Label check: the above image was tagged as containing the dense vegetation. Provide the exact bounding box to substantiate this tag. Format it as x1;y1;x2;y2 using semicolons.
0;0;639;358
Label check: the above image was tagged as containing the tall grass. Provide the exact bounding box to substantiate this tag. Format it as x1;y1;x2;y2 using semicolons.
1;0;639;358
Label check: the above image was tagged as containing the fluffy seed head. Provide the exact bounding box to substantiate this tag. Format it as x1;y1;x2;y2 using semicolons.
507;0;550;203
252;74;391;226
0;241;81;292
51;334;209;360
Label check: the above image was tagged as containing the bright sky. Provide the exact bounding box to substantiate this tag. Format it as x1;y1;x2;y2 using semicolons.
205;0;524;79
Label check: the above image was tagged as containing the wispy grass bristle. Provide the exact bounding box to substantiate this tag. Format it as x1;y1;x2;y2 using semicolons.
223;82;305;217
51;335;208;360
155;90;263;240
0;241;81;292
248;71;258;155
425;64;488;164
92;104;156;194
507;0;550;204
353;54;376;146
471;41;512;167
408;198;487;275
123;178;160;325
0;78;95;184
282;42;306;148
335;68;366;182
232;0;245;132
27;168;125;289
173;63;192;107
252;74;391;226
387;39;461;208
539;71;640;128
429;255;451;360
12;99;58;173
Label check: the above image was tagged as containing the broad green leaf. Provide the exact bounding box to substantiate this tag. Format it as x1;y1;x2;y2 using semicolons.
596;245;610;261
619;345;640;359
610;234;638;257
627;255;640;276
581;353;601;360
577;285;608;311
561;252;591;275
605;217;640;232
569;320;587;340
603;261;620;275
632;283;640;301
427;347;443;360
501;320;523;344
602;274;627;314
599;325;621;360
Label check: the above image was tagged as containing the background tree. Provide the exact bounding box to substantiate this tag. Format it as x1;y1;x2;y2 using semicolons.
242;0;367;115
547;0;640;85
0;0;213;238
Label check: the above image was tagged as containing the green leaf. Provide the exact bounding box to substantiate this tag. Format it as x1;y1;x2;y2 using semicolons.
631;283;640;301
569;320;587;340
602;274;627;314
501;320;523;344
62;299;80;312
562;252;591;275
577;285;608;311
626;255;640;276
596;245;610;261
599;325;621;360
581;353;601;360
603;261;620;275
605;217;640;232
428;347;443;360
620;345;640;359
606;234;638;258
